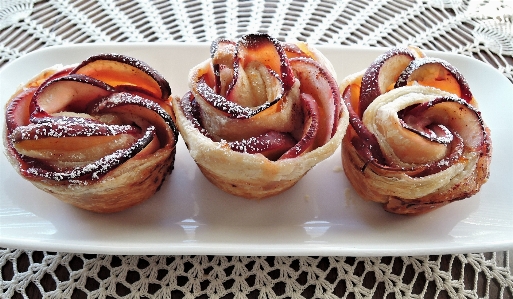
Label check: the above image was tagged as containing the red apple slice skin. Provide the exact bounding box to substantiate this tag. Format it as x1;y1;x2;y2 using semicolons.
32;74;114;115
359;48;416;116
89;92;179;144
10;120;139;142
280;93;319;159
289;57;340;145
394;57;473;102
71;53;171;99
5;87;37;133
342;84;386;165
229;131;297;161
21;126;156;181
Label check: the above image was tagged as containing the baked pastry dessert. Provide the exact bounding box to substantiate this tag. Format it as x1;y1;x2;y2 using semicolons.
340;47;492;215
4;54;179;213
173;33;349;199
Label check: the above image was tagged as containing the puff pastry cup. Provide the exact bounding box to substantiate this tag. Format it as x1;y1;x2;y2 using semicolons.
173;33;349;199
340;47;492;215
3;54;179;213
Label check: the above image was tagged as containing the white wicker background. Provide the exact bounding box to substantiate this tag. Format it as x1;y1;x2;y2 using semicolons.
0;0;512;298
0;0;512;80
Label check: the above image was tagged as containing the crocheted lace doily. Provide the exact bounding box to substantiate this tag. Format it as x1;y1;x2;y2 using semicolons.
1;0;512;298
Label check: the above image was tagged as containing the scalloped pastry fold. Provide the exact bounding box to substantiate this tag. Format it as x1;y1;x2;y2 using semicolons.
173;33;349;199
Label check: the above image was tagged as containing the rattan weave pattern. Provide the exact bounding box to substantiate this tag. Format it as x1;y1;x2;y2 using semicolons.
0;0;512;298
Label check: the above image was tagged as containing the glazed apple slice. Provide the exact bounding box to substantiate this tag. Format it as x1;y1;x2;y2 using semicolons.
394;57;473;102
89;92;178;145
290;57;340;146
189;33;302;143
230;33;295;93
10;118;138;141
14;133;142;169
22;126;156;181
227;93;320;160
32;74;114;115
401;95;486;149
203;34;295;116
71;53;171;99
229;131;297;161
341;84;385;165
359;48;416;115
226;62;283;108
10;115;141;167
211;38;237;95
5;87;37;133
280;93;319;159
210;38;236;63
194;76;280;119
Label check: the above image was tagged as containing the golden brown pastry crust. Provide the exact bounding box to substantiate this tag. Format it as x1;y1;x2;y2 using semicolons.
4;58;178;213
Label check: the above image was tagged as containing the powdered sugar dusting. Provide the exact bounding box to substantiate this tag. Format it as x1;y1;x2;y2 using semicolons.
24;126;155;181
6;54;179;184
11;118;137;141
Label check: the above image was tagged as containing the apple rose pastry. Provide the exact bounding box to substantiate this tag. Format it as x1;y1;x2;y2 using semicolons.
340;47;492;215
4;54;179;213
173;33;348;199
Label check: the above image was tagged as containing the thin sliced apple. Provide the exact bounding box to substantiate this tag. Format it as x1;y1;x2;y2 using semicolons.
290;57;340;146
229;131;297;161
71;53;171;99
341;84;385;165
283;42;309;59
23;126;156;181
194;76;280;119
280;93;319;159
178;92;203;128
134;131;161;158
10;120;138;142
224;34;290;108
402;96;486;149
395;57;473;102
191;33;296;120
33;74;114;114
359;48;416;116
211;38;236;60
5;87;37;132
233;33;295;91
89;92;178;145
14;134;140;166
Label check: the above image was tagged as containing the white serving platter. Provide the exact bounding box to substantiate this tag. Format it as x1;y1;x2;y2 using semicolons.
0;42;512;256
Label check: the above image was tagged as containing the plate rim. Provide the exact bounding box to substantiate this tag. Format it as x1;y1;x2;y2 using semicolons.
1;42;512;256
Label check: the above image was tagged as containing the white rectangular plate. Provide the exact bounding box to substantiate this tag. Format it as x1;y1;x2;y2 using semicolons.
1;43;512;256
